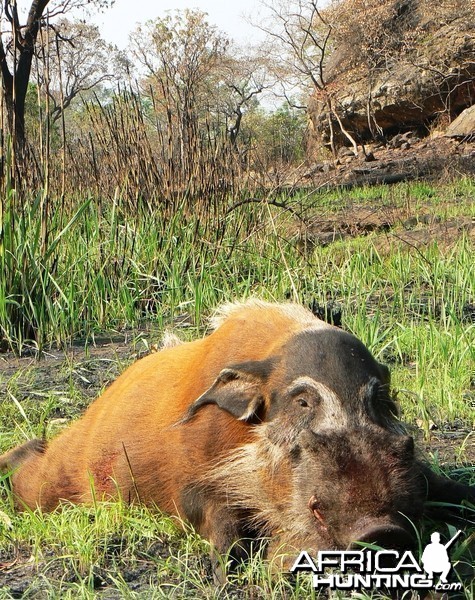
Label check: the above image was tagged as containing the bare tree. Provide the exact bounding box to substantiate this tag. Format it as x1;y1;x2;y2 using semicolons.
256;1;331;102
213;50;270;148
257;0;358;154
0;0;111;154
130;9;230;181
34;18;119;124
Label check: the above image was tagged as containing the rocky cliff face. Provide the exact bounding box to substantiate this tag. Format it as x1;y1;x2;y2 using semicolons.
309;0;475;146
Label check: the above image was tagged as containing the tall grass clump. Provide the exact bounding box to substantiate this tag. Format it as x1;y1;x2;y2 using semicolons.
0;185;91;352
0;190;288;353
1;179;473;432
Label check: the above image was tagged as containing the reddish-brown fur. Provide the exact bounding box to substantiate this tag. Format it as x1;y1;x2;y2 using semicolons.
0;301;319;513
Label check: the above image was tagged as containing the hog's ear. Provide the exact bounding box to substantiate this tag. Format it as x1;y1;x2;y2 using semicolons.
179;358;276;423
378;362;391;385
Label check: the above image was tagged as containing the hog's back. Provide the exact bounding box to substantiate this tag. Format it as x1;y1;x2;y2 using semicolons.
8;305;306;511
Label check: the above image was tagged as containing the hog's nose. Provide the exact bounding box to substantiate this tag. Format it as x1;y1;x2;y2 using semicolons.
348;524;415;552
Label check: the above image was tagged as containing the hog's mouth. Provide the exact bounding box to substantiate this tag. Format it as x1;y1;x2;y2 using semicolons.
307;495;416;552
308;494;328;532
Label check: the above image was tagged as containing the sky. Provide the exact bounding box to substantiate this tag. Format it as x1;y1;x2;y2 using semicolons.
90;0;269;49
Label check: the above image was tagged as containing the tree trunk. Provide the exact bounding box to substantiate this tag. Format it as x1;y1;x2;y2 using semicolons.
1;63;32;161
12;50;35;153
0;0;47;157
229;109;242;147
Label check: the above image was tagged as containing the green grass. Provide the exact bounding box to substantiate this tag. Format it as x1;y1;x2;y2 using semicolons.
0;179;474;597
0;494;473;598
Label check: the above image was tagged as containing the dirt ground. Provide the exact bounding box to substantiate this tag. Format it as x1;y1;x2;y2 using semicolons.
303;133;475;191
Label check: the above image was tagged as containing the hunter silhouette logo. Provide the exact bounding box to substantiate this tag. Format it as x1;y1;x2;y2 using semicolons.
290;530;465;592
421;530;463;585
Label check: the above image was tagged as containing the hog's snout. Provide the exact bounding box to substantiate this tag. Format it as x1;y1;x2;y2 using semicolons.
349;523;415;552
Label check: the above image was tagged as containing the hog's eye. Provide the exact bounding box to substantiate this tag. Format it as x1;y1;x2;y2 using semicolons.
297;398;309;408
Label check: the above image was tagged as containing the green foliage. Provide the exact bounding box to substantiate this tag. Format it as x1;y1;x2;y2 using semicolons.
243;105;307;167
0;180;473;430
0;191;92;352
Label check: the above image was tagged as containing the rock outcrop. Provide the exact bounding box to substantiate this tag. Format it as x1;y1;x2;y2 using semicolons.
445;105;475;138
309;0;475;146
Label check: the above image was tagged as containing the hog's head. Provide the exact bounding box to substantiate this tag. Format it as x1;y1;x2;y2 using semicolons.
183;327;400;435
206;422;426;568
